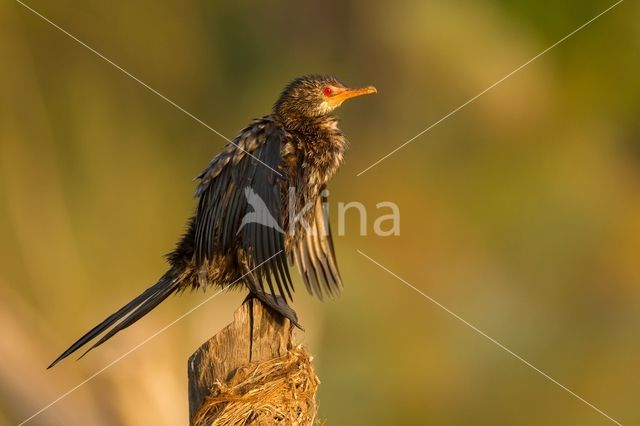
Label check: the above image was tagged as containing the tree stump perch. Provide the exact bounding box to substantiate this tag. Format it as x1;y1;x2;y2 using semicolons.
188;299;319;425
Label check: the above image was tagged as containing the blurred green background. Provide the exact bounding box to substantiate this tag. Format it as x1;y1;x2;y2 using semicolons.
1;0;639;424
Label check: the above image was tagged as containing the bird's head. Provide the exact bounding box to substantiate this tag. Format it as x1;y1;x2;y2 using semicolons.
274;75;376;123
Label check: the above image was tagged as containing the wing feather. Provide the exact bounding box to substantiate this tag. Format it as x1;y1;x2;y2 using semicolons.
294;189;342;299
193;118;294;301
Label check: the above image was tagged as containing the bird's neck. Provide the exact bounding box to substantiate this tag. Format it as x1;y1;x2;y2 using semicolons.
283;115;348;186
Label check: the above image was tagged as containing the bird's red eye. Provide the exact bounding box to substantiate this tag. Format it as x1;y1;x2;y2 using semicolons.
322;86;333;96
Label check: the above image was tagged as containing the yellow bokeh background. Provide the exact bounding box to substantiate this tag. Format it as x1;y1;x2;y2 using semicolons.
1;1;639;424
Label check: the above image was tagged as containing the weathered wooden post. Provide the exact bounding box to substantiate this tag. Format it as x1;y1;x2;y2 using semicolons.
187;299;319;425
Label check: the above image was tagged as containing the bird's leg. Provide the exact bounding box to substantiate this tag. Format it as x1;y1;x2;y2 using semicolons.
243;290;302;329
245;274;304;330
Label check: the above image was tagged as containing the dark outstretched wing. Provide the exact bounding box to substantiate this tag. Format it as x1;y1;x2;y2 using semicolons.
293;189;342;300
193;118;293;301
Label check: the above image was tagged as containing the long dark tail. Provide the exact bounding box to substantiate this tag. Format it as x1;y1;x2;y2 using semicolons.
48;271;181;369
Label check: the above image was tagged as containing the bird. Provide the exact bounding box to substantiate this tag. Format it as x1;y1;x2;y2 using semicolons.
48;74;376;368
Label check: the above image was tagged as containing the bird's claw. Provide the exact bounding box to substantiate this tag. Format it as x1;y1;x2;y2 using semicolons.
244;291;302;329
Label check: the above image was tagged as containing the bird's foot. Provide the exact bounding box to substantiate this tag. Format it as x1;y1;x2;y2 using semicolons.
244;291;302;330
